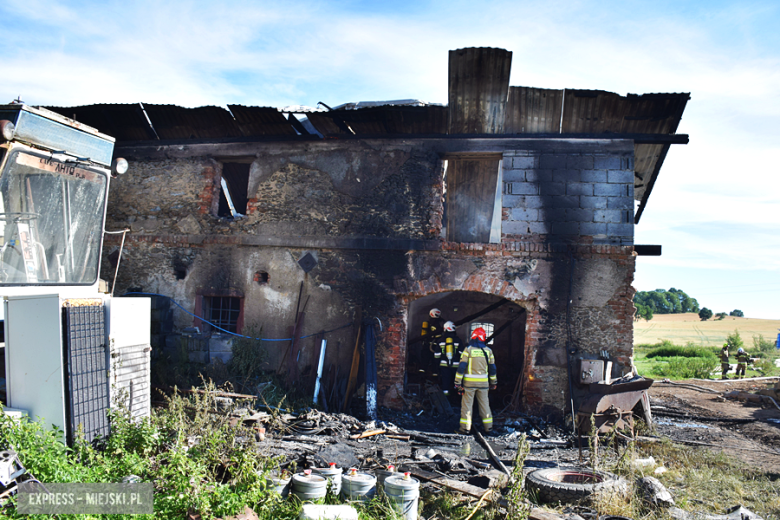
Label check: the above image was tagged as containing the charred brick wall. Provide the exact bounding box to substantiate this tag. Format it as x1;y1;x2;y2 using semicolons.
104;138;637;419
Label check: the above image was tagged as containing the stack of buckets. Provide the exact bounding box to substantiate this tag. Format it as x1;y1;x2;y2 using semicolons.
288;464;420;520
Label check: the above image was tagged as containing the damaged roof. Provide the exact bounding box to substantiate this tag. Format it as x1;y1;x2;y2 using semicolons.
45;87;688;223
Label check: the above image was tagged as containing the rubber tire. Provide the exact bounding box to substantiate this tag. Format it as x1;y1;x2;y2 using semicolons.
525;466;625;504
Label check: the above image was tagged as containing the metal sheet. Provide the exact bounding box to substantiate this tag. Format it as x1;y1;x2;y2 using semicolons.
306;106;447;137
107;297;151;420
46;104;157;141
142;104;243;140
63;305;109;444
448;47;512;134
13;110;115;165
5;294;67;441
227;105;297;136
505;87;563;134
560;90;688;135
107;297;151;349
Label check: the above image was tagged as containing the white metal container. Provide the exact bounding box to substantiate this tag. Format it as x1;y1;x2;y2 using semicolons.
340;468;376;502
384;473;420;520
292;470;328;502
313;463;343;495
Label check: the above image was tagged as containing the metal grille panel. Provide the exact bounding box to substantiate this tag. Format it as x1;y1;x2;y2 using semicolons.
64;305;109;444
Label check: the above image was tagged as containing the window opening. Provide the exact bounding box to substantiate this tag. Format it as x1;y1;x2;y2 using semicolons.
470;322;494;345
206;296;241;333
217;163;250;218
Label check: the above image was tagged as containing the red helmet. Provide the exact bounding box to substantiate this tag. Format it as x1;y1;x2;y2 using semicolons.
429;308;441;318
444;321;456;332
471;327;486;342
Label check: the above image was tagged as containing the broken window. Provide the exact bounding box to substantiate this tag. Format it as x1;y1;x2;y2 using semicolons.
470;322;494;345
444;157;502;244
204;296;242;333
217;162;250;218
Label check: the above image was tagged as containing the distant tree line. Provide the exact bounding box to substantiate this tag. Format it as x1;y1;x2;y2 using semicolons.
634;288;699;321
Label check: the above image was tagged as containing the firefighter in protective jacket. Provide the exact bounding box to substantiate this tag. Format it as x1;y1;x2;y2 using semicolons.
435;321;463;396
735;348;750;379
453;327;497;434
720;344;730;380
420;308;444;377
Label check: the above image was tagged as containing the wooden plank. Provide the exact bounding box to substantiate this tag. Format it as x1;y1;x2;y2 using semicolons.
473;430;511;476
404;467;491;500
446;159;500;243
342;307;363;412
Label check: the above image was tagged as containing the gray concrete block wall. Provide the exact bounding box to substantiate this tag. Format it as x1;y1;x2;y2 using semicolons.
502;150;635;244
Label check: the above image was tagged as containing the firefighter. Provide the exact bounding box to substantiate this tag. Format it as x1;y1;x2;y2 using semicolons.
735;347;750;379
720;344;730;380
435;321;463;397
420;308;444;377
453;327;497;435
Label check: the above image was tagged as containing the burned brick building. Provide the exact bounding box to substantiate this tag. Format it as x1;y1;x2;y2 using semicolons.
52;48;688;419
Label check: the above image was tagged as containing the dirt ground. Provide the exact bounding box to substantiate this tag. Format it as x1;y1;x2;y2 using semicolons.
647;377;780;474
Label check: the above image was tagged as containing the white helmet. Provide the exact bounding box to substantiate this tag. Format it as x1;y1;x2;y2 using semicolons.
738;348;744;354
444;321;456;332
429;308;441;318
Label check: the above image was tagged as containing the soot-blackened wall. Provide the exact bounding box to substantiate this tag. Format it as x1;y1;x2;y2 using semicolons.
103;138;637;418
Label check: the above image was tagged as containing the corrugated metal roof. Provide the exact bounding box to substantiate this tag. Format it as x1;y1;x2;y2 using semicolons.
448;47;512;134
227;105;297;136
505;87;563;134
142;104;243;140
560;90;688;134
305;106;447;137
45;103;157;141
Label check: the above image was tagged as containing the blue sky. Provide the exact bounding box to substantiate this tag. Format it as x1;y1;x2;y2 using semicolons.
2;0;779;318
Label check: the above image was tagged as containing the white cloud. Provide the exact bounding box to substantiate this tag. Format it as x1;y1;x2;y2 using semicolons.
2;0;780;315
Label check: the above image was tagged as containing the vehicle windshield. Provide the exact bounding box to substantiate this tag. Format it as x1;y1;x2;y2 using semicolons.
0;149;107;284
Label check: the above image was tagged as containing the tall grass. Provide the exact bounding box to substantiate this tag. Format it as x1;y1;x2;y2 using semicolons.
643;340;718;360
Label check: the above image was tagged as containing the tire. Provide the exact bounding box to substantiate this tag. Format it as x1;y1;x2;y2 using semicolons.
525;466;625;504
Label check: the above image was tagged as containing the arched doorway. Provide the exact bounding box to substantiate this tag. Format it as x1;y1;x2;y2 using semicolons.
406;291;527;408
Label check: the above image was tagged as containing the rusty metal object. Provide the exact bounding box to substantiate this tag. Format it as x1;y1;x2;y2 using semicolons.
577;378;654;435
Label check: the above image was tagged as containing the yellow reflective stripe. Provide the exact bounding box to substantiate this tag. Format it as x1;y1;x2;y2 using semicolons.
464;374;488;380
482;418;493;424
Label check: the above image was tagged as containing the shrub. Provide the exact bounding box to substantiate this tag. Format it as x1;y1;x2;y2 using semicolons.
228;327;267;380
726;330;744;350
651;356;718;379
753;334;776;353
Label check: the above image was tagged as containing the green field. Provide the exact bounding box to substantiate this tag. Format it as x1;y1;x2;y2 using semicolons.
633;313;780;379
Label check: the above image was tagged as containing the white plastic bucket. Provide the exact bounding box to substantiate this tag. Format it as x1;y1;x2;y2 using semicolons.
269;474;291;497
374;464;398;491
375;468;397;491
313;465;343;495
384;474;420;520
340;470;377;502
292;471;328;502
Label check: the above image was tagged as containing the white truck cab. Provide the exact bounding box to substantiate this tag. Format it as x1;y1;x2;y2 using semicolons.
0;104;149;444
